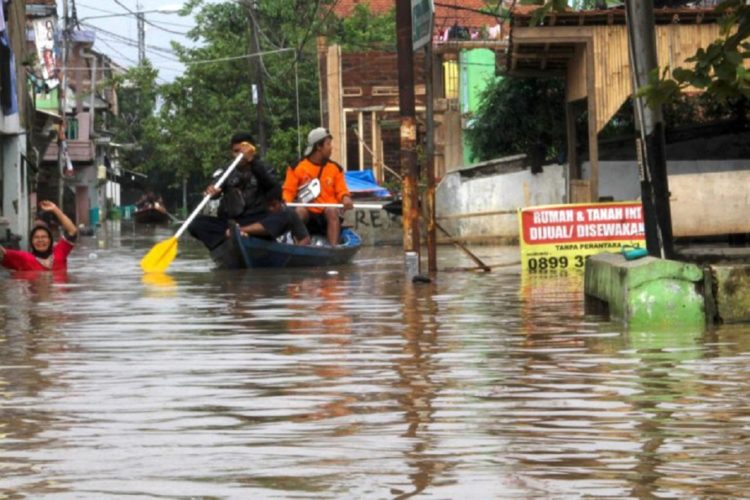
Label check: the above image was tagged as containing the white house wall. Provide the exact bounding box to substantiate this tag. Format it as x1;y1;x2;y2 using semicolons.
436;164;566;240
1;134;29;247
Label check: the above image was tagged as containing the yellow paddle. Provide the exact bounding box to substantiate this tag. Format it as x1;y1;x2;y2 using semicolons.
140;152;246;273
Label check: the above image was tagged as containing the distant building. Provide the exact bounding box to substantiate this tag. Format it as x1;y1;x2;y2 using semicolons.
1;0;33;248
319;0;509;183
25;0;123;228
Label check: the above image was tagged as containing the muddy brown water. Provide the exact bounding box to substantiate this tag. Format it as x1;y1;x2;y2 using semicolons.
1;222;749;498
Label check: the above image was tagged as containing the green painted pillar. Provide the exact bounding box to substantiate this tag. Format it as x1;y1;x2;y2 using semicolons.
584;253;705;330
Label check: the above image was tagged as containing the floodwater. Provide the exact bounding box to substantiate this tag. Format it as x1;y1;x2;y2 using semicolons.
2;222;750;498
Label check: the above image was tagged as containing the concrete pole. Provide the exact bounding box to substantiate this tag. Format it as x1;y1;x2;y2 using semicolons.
136;0;145;64
58;0;69;207
137;14;145;64
396;0;421;271
247;0;267;151
625;0;674;259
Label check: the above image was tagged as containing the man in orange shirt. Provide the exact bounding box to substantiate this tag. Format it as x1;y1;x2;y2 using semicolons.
283;128;354;246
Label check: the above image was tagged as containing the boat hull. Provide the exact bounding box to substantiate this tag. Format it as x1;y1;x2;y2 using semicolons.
134;208;170;224
210;225;361;269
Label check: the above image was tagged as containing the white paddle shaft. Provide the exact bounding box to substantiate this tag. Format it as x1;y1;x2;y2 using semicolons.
287;202;385;210
174;153;244;239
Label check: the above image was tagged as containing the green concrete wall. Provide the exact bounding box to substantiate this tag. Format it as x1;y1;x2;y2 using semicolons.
459;49;497;165
584;253;705;330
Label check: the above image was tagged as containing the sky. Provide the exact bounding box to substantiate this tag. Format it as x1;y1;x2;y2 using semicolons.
62;0;201;82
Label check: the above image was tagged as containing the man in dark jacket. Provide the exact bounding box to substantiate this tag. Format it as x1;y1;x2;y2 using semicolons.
188;132;308;250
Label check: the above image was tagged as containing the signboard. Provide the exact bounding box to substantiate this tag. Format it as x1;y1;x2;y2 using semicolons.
519;202;646;272
32;17;59;89
411;0;434;51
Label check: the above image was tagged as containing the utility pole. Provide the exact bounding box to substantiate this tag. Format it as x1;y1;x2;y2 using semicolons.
247;0;267;151
396;0;421;272
625;0;674;259
137;1;145;65
58;0;70;206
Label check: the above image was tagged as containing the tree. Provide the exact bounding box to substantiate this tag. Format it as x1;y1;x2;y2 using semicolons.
110;62;160;175
132;0;335;204
331;3;396;51
108;0;403;206
465;77;566;164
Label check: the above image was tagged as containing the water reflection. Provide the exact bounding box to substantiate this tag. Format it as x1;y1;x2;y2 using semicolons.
2;225;750;497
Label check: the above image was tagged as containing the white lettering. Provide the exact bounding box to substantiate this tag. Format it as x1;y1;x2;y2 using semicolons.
533;210;574;224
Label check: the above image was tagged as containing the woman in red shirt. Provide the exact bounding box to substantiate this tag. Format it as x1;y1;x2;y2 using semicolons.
0;200;78;271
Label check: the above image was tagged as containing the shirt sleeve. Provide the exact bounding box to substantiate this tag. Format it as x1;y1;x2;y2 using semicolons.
251;158;279;193
334;169;351;203
282;166;299;203
1;249;38;271
54;238;75;259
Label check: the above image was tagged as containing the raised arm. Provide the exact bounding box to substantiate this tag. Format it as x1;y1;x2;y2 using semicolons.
39;200;77;238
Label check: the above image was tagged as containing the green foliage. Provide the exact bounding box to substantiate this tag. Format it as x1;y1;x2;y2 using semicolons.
109;62;160;175
642;1;750;105
109;0;339;206
465;77;566;163
332;4;396;51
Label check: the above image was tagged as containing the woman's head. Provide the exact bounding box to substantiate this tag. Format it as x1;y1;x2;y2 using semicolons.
30;221;54;258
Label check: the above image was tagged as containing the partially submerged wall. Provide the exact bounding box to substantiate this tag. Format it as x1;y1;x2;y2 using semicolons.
436;157;566;242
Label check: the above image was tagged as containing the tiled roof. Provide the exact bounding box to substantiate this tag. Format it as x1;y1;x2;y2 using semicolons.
332;0;501;28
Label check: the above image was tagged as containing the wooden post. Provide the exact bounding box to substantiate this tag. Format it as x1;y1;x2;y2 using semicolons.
396;0;421;262
425;40;437;273
357;111;364;171
565;100;579;202
625;0;674;259
585;40;599;202
326;45;346;165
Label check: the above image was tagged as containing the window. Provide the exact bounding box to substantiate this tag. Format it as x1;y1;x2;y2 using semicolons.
65;117;78;140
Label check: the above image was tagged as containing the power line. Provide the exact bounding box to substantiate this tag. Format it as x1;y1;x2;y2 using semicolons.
82;23;179;56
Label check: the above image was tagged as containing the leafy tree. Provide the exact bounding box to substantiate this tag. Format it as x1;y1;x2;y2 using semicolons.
331;3;396;51
640;0;750;105
122;0;336;206
109;62;160;175
465;77;566;164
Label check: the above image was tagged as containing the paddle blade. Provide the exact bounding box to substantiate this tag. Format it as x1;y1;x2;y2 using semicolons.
140;237;178;273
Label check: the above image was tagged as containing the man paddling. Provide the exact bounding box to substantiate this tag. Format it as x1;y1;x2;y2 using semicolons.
188;132;307;250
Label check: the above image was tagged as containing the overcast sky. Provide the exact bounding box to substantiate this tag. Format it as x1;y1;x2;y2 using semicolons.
64;0;201;82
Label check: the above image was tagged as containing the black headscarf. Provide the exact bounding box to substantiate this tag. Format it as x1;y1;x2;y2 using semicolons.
29;221;54;260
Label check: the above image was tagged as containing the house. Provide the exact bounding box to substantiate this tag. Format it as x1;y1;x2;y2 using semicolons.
507;4;750;239
26;0;123;228
320;0;509;183
1;0;33;248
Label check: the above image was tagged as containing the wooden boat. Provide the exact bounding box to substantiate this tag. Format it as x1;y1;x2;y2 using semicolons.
134;206;171;225
210;223;362;269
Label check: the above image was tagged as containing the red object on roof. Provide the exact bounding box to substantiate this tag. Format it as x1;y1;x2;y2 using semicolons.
332;0;500;29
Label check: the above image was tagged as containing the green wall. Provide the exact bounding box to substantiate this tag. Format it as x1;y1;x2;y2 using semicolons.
459;48;497;166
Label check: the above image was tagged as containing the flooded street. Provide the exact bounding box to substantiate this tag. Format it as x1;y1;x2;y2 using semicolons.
2;222;750;498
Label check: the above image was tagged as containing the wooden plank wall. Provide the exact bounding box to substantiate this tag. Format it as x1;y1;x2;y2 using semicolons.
592;23;723;133
326;45;346;165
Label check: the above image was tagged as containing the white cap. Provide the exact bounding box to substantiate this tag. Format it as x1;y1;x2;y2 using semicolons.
304;127;332;156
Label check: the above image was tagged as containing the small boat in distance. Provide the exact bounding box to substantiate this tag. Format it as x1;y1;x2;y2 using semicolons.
134;191;171;224
210;223;361;269
134;204;171;225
